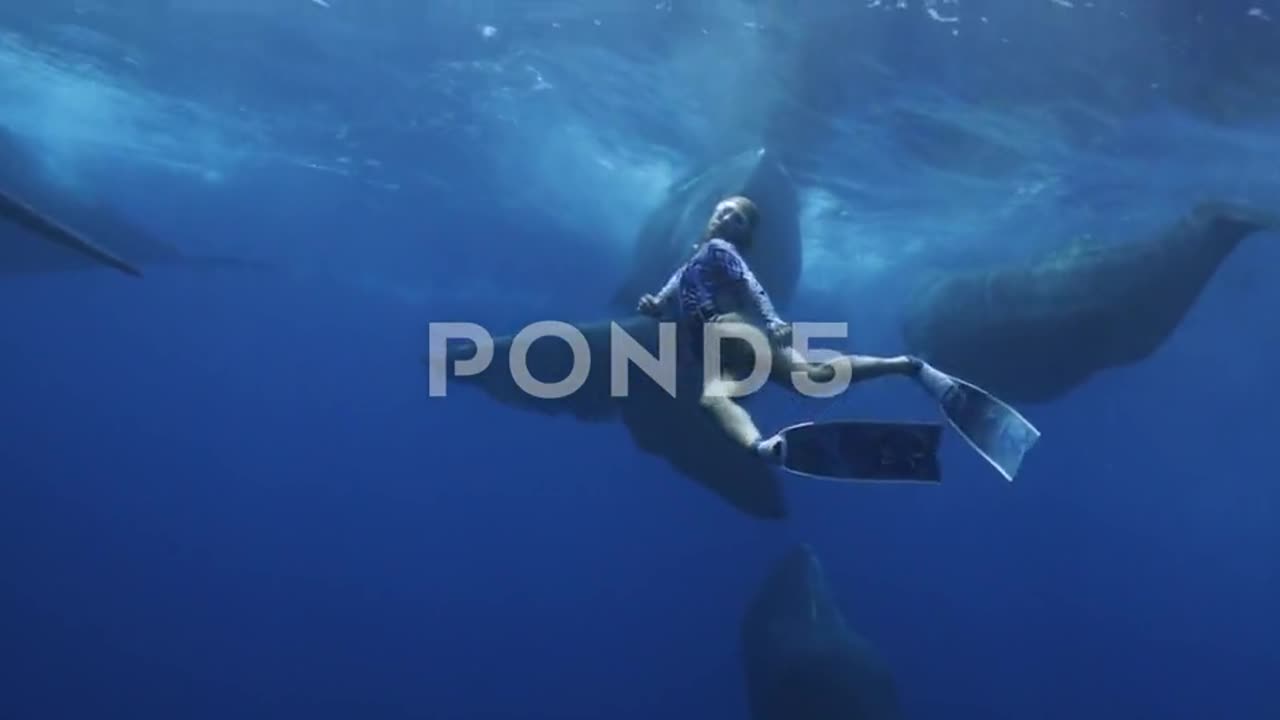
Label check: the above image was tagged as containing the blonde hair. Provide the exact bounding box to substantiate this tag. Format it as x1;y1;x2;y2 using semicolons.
723;195;760;230
700;195;763;247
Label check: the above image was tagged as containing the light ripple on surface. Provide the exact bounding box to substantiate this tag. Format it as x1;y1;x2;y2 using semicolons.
1;0;1278;298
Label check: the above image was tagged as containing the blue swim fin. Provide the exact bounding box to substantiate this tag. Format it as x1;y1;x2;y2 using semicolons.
915;362;1041;481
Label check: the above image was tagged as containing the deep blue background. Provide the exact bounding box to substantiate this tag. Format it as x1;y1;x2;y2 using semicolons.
4;2;1280;719
4;222;1278;719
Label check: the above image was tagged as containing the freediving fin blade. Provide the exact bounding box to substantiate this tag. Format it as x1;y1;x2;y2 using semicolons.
917;363;1040;481
775;419;943;483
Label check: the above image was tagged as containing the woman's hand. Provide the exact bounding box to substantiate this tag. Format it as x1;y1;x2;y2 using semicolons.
767;320;792;346
637;294;663;317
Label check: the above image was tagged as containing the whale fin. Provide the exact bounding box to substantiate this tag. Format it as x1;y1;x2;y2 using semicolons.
741;544;904;719
1;188;143;277
426;316;789;518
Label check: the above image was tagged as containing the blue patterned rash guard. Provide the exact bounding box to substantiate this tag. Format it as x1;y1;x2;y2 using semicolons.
653;237;784;332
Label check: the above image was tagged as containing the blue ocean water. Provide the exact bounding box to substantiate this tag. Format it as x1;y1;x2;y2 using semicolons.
2;2;1279;719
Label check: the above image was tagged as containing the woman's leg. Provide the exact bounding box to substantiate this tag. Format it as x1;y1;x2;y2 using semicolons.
695;313;776;454
699;377;765;450
771;346;920;397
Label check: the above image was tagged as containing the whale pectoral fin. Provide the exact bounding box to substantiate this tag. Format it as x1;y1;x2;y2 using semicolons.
1;188;144;277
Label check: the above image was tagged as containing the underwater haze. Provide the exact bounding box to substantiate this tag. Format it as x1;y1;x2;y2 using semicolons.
2;1;1279;719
